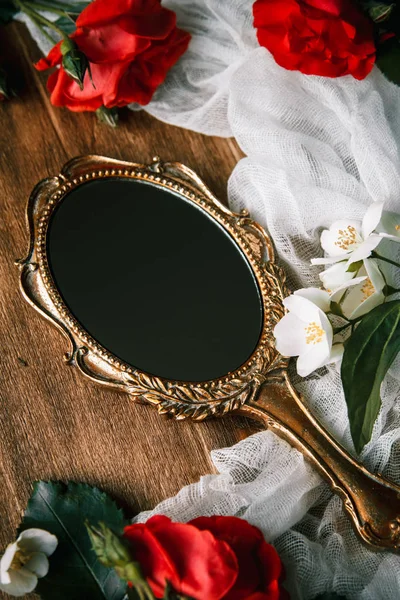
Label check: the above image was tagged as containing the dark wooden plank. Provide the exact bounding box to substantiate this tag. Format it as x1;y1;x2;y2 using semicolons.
0;22;260;598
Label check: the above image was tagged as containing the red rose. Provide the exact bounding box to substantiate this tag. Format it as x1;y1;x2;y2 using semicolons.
253;0;376;80
35;0;190;111
123;515;288;599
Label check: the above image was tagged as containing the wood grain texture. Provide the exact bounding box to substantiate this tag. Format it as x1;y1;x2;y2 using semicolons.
0;22;261;598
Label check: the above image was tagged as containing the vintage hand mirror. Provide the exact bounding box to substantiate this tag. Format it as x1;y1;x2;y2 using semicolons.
17;155;400;552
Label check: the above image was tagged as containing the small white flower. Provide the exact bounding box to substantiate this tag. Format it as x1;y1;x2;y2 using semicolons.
331;259;385;320
274;288;343;377
377;210;400;243
0;529;58;597
319;260;357;293
311;202;384;267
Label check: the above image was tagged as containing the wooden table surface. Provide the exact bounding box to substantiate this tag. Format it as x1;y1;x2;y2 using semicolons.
0;21;261;598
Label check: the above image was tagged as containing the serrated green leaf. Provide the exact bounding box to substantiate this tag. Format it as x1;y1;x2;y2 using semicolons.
0;0;18;25
19;481;129;600
61;44;90;89
341;300;400;453
377;37;400;86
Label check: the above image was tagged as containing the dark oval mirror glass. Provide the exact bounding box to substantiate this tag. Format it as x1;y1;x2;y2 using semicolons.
47;179;263;381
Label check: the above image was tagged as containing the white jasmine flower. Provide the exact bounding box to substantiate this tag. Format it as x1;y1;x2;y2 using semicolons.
274;288;343;377
377;210;400;243
331;259;385;320
319;260;357;293
311;202;384;267
0;529;58;597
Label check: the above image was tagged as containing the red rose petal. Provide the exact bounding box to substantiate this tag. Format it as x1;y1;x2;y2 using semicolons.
253;0;376;80
124;522;179;597
118;10;176;39
40;0;190;111
47;64;118;111
303;0;346;17
253;0;297;26
116;27;191;106
189;516;286;600
73;23;151;63
124;516;238;600
76;0;177;40
77;0;163;28
35;58;51;71
34;41;62;71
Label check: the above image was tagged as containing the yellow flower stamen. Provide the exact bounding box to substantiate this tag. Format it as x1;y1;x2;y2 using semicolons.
334;225;358;250
10;550;33;571
361;278;375;302
395;225;400;231
305;322;325;345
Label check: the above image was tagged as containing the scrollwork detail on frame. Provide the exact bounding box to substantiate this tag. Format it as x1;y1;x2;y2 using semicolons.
18;155;400;553
17;155;288;420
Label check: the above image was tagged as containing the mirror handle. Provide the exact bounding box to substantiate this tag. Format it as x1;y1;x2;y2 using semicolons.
239;373;400;552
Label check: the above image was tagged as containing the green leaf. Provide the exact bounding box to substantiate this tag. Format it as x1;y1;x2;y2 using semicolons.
330;301;344;318
19;481;129;600
61;42;91;89
54;15;76;35
0;0;18;25
96;106;119;127
162;582;192;600
346;260;363;273
383;284;400;296
369;2;396;22
341;300;400;453
35;0;89;14
62;1;89;14
377;37;400;86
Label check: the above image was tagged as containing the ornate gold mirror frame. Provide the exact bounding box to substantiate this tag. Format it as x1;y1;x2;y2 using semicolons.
16;155;400;552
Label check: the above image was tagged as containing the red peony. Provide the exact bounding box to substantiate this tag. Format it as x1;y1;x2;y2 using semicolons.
123;515;288;599
253;0;376;80
35;0;191;111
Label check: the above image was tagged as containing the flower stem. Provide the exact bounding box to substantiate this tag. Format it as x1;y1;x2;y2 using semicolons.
31;0;84;12
135;588;146;600
384;286;400;296
133;584;155;600
33;18;57;44
127;580;155;600
333;323;350;335
372;251;400;269
24;0;71;18
333;314;365;335
352;315;364;324
14;0;68;39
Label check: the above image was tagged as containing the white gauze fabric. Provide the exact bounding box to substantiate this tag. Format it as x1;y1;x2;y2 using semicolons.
25;1;400;598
